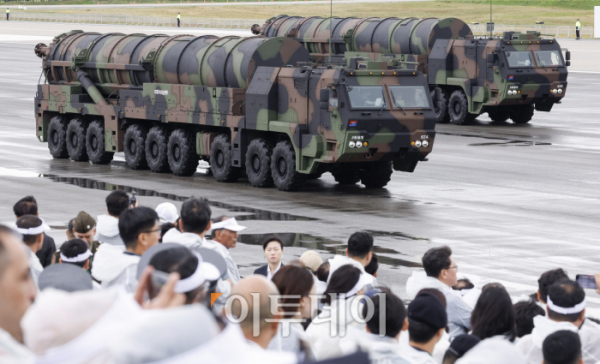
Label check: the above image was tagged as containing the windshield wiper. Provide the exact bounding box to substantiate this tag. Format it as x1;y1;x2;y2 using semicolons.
395;102;407;115
378;90;387;115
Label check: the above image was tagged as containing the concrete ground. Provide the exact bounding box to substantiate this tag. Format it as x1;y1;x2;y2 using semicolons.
1;22;599;312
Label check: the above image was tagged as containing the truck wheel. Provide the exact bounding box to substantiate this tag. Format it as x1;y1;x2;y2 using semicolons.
145;126;170;173
487;108;510;123
168;129;199;176
271;140;306;191
432;88;450;124
360;161;393;189
509;104;535;124
124;124;148;170
245;138;274;188
448;90;472;125
332;169;360;185
47;116;68;159
86;120;114;165
210;134;240;182
66;118;89;162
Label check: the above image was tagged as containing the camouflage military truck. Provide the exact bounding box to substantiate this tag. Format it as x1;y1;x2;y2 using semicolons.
34;31;437;191
253;16;570;125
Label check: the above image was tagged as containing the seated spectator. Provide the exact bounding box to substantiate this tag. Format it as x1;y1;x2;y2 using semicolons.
470;284;516;342
328;232;374;286
211;216;246;283
455;337;526;364
453;278;475;297
59;239;92;270
517;280;600;364
514;300;546;338
254;237;284;279
406;246;472;338
537;268;569;304
442;334;481;364
15;215;47;288
38;264;93;292
0;225;36;361
300;250;323;275
315;262;330;295
159;222;176;243
156;203;178;243
92;207;160;292
95;190;129;246
543;330;583;364
364;253;378;278
72;211;100;253
305;265;370;360
403;292;448;364
13;196;56;268
268;265;316;360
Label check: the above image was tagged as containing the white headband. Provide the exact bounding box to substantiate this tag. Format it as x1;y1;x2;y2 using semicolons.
174;252;206;293
60;250;92;263
15;224;46;235
547;296;586;315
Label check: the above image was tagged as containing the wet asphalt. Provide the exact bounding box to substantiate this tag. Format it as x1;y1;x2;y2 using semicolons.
1;30;600;309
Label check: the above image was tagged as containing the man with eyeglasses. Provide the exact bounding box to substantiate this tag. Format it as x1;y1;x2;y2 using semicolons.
406;246;473;338
92;207;160;292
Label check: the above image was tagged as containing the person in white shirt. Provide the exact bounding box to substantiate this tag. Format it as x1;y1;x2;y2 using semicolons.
402;292;448;364
210;216;246;283
254;237;284;279
15;215;48;289
327;231;375;288
95;190;130;246
0;225;36;362
470;284;517;342
542;330;583;364
517;280;600;364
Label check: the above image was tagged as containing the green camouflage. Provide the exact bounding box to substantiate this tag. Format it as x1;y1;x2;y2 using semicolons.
34;31;437;191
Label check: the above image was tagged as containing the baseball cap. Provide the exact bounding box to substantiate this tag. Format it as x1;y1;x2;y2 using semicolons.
407;292;448;329
155;203;179;224
73;211;96;233
38;264;93;292
210;217;247;232
300;250;323;273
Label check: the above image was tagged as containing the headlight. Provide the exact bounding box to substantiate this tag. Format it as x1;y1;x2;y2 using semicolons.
422;140;429;147
552;89;557;94
356;141;363;148
349;141;356;148
558;89;563;94
415;140;422;148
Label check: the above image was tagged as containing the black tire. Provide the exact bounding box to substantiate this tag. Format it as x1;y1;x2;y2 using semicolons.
47;115;68;159
271;140;306;191
145;126;170;173
509;104;535;124
487;108;510;123
86;120;114;165
168;129;199;176
66;118;89;162
124;124;149;170
245;138;274;188
359;161;393;189
448;90;473;125
432;88;450;124
210;134;241;182
332;169;360;185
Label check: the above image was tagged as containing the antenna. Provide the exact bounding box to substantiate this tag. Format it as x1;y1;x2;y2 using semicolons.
329;0;332;66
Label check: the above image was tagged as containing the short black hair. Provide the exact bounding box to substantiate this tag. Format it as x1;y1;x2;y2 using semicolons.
149;246;202;304
60;239;89;268
454;278;474;291
16;215;43;245
67;219;75;236
543;330;582;364
159;222;176;243
471;285;516;342
322;265;361;305
514;300;545;338
364;253;378;276
547;280;585;322
538;268;569;304
180;198;211;234
347;231;373;259
262;237;283;251
422;246;452;278
13;196;38;217
363;287;406;338
106;191;130;217
408;319;439;344
118;207;158;249
316;261;330;282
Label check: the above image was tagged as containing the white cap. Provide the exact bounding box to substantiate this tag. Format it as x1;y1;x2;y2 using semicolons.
210;217;247;233
155;203;179;224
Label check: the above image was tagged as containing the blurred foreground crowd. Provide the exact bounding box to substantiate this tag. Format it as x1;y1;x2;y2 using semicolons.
0;192;598;364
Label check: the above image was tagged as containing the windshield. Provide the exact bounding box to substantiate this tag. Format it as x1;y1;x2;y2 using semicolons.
389;86;430;109
535;50;564;67
347;86;387;109
505;51;534;68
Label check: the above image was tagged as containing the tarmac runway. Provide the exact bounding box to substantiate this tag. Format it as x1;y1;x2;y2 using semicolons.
1;23;599;310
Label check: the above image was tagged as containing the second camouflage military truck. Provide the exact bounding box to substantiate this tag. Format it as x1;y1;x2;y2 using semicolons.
253;16;569;125
33;31;437;191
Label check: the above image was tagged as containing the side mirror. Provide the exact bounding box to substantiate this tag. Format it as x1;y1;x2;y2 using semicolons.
319;89;329;102
566;51;571;61
566;60;571;67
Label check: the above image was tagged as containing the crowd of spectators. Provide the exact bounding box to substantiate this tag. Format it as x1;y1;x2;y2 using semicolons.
0;192;598;363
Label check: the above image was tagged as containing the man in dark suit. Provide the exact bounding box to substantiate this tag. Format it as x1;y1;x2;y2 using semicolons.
254;237;283;279
13;196;56;268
